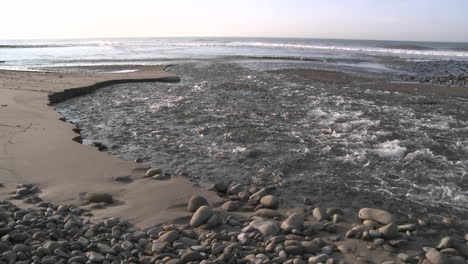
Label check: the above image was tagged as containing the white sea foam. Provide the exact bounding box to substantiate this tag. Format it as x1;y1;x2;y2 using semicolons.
373;140;407;159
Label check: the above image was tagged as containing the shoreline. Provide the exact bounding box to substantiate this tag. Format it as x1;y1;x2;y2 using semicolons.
0;65;222;228
1;65;468;263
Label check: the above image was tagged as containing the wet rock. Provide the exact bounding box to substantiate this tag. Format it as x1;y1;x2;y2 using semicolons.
378;223;400;239
87;252;105;262
358;208;395;224
281;213;304;232
84;192;113;204
181;251;203;262
312;207;329;221
145;168;162;177
425;249;448;264
260;195;279;209
211;182;229;193
190;205;214;227
437;236;453;249
254;208;282;218
309;254;329;264
250;220;279;237
221;201;242;211
187;195;209;212
159;230;179;243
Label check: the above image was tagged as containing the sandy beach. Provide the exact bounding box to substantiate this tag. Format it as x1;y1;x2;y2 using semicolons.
0;66;222;228
1;66;467;264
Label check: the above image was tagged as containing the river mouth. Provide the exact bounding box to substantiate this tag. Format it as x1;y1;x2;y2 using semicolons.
56;62;468;219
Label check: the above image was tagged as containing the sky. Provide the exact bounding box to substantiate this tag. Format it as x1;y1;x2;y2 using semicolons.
1;0;468;42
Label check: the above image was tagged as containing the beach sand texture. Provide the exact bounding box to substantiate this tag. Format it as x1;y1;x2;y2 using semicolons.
0;66;221;228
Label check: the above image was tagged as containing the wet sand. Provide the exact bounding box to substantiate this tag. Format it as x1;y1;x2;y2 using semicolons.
0;66;221;228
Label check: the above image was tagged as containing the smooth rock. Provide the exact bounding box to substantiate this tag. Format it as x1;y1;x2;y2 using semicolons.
309;254;329;264
378;223;400;239
211;182;228;193
145;168;162;177
358;208;395;224
250;220;280;237
159;230;179;243
281;213;304;232
425;249;448;264
254;208;282;218
187;195;208;212
260;195;279;209
312;207;329;221
181;251;203;262
221;201;242;211
86;252;105;262
190;206;213;227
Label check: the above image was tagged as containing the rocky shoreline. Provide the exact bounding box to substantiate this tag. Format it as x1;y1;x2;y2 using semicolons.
2;177;467;264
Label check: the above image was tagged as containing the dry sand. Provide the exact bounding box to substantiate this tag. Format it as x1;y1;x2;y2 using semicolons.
0;66;221;229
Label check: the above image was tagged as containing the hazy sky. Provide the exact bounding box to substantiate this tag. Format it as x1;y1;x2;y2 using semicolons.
1;0;468;42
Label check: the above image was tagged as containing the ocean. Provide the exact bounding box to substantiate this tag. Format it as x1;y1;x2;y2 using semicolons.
2;37;468;218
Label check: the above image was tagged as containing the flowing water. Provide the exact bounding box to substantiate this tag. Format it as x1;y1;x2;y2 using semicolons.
56;61;468;217
3;37;468;217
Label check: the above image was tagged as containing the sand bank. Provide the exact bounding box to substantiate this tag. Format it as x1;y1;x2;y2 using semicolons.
0;66;221;228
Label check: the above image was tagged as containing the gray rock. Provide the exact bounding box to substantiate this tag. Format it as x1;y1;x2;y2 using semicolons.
181;251;203;262
309;254;329;264
54;248;70;258
285;245;303;255
281;213;304;232
159;230;179;243
0;211;9;222
86;251;105;262
358;208;395;224
166;259;183;264
179;237;199;246
254;208;282;218
437;236;453;249
249;187;276;202
205;214;221;228
68;256;88;264
2;250;16;262
145;168;162;177
10;232;28;242
260;195;279;209
152;173;170;180
378;223;400;239
425;249;448;264
190;206;213;227
12;244;29;252
44;241;61;252
112;175;133;183
221;201;242;212
187;195;208;212
250;220;279;237
312;207;329;221
211;182;228;193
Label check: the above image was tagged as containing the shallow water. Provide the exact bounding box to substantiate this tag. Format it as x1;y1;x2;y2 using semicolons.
57;62;468;217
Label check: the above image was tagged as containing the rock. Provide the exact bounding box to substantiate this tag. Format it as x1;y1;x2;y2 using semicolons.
166;259;183;264
86;252;105;262
425;249;448;264
159;230;179;243
437;236;453;249
312;207;329;221
254;209;282;218
145;168;162;177
309;254;329;264
190;206;213;227
260;195;279;209
205;214;221;228
228;184;243;194
0;211;9;222
84;192;113;204
285;245;304;255
249;187;276;202
16;188;30;196
187;195;209;212
181;251;203;262
358;208;395;225
152;173;170;180
221;201;242;211
300;241;320;254
378;223;400;239
10;232;28;243
398;224;416;232
54;248;69;258
237;191;250;201
250;220;279;237
281;213;304;232
68;256;88;264
211;182;229;193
